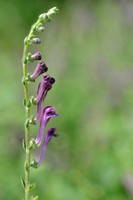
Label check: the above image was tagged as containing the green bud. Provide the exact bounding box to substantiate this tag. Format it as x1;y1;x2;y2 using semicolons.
29;183;36;190
30;159;38;168
21;177;25;189
47;7;59;16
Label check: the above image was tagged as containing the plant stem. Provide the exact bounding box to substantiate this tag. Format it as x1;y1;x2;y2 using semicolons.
23;45;30;200
23;18;42;200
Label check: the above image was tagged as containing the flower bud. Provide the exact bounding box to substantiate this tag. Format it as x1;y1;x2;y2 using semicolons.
31;61;48;80
32;52;42;61
31;38;41;44
47;7;59;16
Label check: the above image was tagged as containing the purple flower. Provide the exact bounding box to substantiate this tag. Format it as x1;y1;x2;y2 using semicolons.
35;74;50;103
35;106;58;146
37;128;59;166
32;52;42;61
35;76;55;122
31;61;48;80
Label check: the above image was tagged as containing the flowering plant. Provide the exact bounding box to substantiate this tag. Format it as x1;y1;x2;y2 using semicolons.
22;7;59;200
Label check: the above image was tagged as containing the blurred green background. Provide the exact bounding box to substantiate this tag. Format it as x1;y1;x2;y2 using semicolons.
0;0;133;199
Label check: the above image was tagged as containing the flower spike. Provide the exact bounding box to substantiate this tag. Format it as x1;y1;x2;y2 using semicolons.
37;128;59;166
35;107;58;146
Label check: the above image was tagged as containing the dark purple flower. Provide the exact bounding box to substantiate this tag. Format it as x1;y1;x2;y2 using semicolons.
35;74;50;103
31;61;48;81
37;128;59;166
35;76;55;122
35;106;58;146
32;38;41;44
32;52;42;61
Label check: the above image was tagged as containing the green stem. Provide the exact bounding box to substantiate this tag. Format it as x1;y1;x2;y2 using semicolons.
23;18;42;200
22;8;58;199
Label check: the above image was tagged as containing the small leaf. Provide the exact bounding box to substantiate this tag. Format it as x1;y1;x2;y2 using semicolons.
23;98;26;106
21;177;25;189
29;183;36;190
22;139;26;150
33;196;38;200
25;118;30;128
25;162;29;172
27;100;31;108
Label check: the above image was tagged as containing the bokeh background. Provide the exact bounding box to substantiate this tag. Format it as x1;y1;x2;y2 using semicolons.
0;0;133;199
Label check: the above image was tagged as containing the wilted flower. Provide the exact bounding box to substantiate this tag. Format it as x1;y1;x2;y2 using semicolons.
35;106;58;146
37;128;59;166
31;62;48;80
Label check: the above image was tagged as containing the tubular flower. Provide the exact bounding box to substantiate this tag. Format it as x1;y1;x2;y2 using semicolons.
35;106;58;146
35;74;50;103
37;128;59;166
35;76;55;122
31;61;48;80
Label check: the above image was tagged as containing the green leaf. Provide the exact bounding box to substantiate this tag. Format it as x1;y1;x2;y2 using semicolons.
21;176;25;189
29;183;36;190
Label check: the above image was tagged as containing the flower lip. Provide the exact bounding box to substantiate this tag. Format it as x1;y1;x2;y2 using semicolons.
35;106;58;146
37;127;59;167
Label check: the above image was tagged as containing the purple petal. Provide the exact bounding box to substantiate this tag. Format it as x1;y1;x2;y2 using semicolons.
35;76;56;122
35;107;58;146
36;74;50;103
31;61;48;80
32;52;42;60
37;128;59;166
